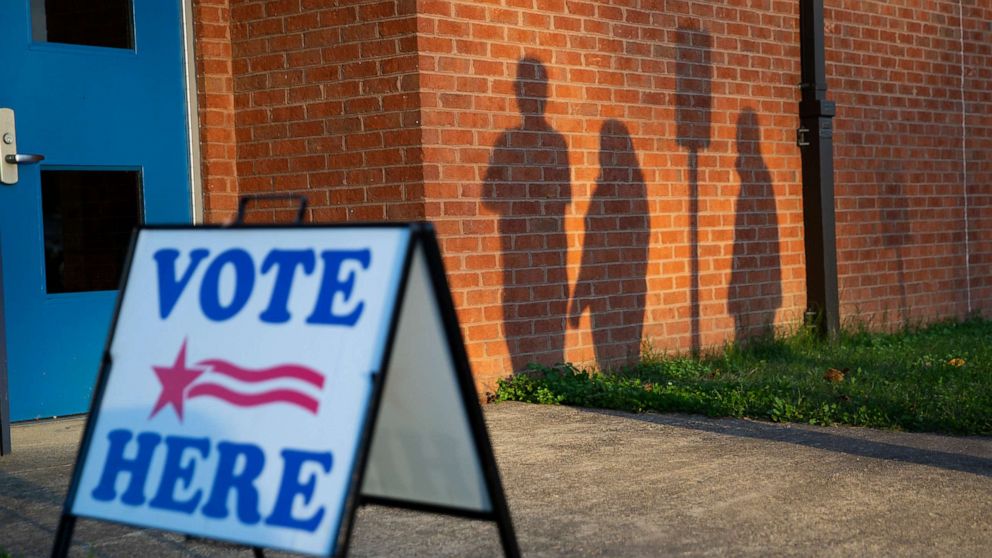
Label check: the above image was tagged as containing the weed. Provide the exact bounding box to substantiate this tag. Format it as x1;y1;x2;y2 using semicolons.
494;318;992;435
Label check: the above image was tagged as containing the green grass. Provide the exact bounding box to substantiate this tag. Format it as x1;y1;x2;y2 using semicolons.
494;318;992;435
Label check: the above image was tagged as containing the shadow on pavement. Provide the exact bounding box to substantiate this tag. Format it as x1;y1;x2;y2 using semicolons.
582;408;992;478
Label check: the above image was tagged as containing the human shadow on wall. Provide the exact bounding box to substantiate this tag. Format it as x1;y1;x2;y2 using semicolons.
568;120;649;368
879;180;910;324
482;58;572;372
675;25;713;354
727;108;782;341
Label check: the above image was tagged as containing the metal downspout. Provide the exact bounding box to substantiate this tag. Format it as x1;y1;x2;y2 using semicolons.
799;0;840;337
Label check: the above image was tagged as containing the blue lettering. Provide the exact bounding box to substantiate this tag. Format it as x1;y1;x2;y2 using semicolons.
200;249;255;322
87;431;337;531
306;249;371;326
201;441;265;524
148;435;210;514
154;248;209;319
91;430;161;506
154;247;372;326
259;250;316;324
265;449;333;532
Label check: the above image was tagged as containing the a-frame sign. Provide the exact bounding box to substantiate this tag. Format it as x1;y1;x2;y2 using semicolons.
52;223;519;557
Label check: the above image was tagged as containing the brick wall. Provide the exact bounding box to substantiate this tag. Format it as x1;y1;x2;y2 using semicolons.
194;0;992;394
225;0;423;224
416;0;807;389
828;0;992;327
193;0;239;223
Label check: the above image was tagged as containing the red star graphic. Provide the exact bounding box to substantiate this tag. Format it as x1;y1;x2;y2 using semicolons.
150;339;204;421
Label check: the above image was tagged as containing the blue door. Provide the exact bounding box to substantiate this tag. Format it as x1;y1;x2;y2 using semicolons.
0;1;193;420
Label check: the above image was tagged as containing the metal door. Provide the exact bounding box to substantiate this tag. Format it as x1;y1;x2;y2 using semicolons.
0;1;193;420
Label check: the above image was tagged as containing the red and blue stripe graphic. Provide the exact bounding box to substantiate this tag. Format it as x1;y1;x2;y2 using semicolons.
190;359;325;414
150;340;325;421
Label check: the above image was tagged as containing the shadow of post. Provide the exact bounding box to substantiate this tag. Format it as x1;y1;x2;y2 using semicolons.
568;120;649;368
482;58;572;372
728;109;782;341
675;25;713;354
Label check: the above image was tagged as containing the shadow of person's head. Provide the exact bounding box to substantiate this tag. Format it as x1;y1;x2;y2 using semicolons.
736;108;761;160
880;181;910;247
598;119;634;167
598;119;641;184
515;57;549;117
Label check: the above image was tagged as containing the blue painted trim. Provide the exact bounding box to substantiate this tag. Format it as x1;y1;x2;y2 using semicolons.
0;236;10;455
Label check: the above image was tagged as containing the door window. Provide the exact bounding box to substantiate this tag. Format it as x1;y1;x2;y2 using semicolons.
31;0;134;50
41;169;142;293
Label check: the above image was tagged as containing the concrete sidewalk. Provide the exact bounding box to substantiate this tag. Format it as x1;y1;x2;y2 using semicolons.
1;402;990;557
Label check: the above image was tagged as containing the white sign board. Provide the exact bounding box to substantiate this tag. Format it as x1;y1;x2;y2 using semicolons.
70;227;407;555
59;224;518;558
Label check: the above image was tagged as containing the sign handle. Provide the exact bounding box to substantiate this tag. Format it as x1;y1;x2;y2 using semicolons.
233;194;308;225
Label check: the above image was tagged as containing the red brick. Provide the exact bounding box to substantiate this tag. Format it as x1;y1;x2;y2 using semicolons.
198;0;990;382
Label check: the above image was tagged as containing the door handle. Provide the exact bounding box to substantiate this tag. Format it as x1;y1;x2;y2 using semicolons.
4;153;44;165
1;108;44;186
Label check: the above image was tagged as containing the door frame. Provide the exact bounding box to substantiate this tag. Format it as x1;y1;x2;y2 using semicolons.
1;241;9;455
181;0;204;225
0;0;202;448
